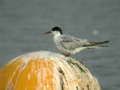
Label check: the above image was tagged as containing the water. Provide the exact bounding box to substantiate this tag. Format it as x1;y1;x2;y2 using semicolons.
0;0;120;89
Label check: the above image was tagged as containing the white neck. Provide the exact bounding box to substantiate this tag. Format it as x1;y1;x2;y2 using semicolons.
53;31;61;37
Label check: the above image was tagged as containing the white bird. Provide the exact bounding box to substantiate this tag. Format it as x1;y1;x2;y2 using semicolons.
45;26;109;56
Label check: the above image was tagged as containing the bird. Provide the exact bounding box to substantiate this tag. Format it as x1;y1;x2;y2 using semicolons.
45;26;109;56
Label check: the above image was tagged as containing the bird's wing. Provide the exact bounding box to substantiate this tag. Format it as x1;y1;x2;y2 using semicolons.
60;35;89;50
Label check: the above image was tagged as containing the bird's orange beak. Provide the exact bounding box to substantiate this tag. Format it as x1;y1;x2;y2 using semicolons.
44;31;52;34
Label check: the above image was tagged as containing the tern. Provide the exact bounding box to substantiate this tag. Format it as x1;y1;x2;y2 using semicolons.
45;26;109;56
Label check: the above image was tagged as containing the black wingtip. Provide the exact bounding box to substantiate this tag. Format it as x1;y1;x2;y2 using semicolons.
103;40;110;43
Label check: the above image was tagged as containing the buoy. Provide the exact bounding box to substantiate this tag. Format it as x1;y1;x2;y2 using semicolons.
0;51;101;90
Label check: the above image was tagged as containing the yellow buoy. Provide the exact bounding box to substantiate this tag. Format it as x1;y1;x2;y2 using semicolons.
0;51;101;90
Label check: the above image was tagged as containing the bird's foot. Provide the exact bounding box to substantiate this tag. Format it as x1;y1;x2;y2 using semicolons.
65;53;71;57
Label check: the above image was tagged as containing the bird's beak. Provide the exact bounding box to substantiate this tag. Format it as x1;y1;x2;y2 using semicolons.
44;31;52;34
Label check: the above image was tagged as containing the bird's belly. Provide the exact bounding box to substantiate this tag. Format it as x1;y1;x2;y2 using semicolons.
56;46;86;55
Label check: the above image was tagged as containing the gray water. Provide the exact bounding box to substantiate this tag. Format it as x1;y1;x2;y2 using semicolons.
0;0;120;90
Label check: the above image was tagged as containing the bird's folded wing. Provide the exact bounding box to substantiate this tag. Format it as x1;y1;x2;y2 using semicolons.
60;35;89;50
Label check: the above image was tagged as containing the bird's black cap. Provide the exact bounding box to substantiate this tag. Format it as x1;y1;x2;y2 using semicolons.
51;26;63;34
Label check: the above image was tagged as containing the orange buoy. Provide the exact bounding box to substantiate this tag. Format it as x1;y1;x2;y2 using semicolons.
0;51;101;90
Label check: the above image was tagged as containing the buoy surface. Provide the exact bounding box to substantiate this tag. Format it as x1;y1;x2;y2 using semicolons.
0;51;101;90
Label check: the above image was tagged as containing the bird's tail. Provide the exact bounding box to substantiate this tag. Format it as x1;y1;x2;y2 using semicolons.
83;40;110;47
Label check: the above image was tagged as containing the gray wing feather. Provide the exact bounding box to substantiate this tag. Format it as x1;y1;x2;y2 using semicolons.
60;35;89;50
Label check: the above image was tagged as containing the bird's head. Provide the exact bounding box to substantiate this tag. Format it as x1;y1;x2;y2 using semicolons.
45;26;63;36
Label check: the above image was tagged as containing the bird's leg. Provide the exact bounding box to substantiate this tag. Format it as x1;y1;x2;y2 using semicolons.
65;53;71;57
